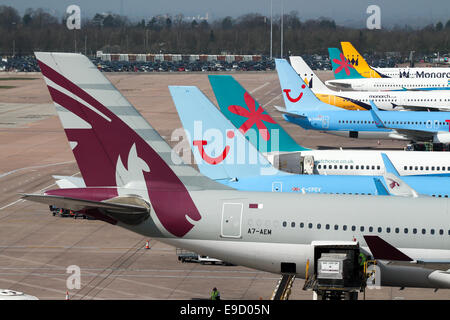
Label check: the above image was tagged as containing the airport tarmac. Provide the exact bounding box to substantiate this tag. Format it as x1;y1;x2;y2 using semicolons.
0;71;448;300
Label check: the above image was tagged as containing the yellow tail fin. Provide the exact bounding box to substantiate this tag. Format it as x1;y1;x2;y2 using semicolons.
341;42;382;78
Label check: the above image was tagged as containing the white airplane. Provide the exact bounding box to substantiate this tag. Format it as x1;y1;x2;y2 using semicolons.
23;52;450;298
326;47;450;91
326;77;450;92
291;56;450;111
341;41;450;79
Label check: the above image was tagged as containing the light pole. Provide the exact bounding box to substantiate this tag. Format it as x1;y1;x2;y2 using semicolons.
270;0;273;59
12;22;17;57
280;0;284;59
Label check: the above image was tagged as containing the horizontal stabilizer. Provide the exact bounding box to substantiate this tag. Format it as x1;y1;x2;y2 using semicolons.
21;194;150;225
53;175;86;189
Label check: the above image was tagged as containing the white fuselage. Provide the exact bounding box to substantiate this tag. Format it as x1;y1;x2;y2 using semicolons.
265;149;450;177
317;88;450;111
131;190;450;289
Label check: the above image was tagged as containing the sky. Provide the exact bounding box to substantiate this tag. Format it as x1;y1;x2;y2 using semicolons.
1;0;449;28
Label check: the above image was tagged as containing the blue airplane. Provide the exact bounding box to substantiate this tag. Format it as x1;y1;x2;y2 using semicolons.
168;85;450;198
275;58;450;144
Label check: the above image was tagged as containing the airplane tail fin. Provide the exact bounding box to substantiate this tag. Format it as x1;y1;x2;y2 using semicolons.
207;75;308;152
35;52;228;236
340;42;384;78
169;86;286;180
289;56;333;93
328;47;365;80
35;52;221;189
275;58;342;113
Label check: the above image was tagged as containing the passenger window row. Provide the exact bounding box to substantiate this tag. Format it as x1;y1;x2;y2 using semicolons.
355;99;450;102
337;120;449;126
403;165;450;172
317;164;381;171
282;221;449;236
374;84;445;88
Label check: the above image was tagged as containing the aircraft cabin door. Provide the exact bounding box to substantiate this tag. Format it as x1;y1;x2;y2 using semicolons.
221;203;243;239
434;120;439;130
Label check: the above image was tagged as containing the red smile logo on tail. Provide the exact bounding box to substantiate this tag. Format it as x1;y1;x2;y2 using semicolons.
283;84;306;103
193;131;234;165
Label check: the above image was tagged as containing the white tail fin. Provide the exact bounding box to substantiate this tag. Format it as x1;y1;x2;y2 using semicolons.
289;56;333;93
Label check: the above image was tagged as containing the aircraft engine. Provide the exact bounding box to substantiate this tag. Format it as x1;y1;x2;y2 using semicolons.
433;132;450;143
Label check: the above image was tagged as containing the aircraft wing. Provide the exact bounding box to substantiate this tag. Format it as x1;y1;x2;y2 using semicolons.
21;194;150;225
399;105;443;112
364;235;450;270
391;128;435;141
273;105;307;119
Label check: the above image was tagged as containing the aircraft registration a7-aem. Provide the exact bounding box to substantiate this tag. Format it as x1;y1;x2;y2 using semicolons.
24;52;450;293
275;58;450;145
290;55;450;112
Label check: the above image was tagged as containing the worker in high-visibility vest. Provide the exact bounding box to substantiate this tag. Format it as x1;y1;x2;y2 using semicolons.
358;252;367;268
210;287;221;300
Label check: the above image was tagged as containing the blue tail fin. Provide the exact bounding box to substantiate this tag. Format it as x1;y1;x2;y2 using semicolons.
275;59;341;113
169;86;286;181
328;48;365;79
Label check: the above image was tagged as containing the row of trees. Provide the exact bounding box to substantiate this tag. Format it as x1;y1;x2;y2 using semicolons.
0;5;449;57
